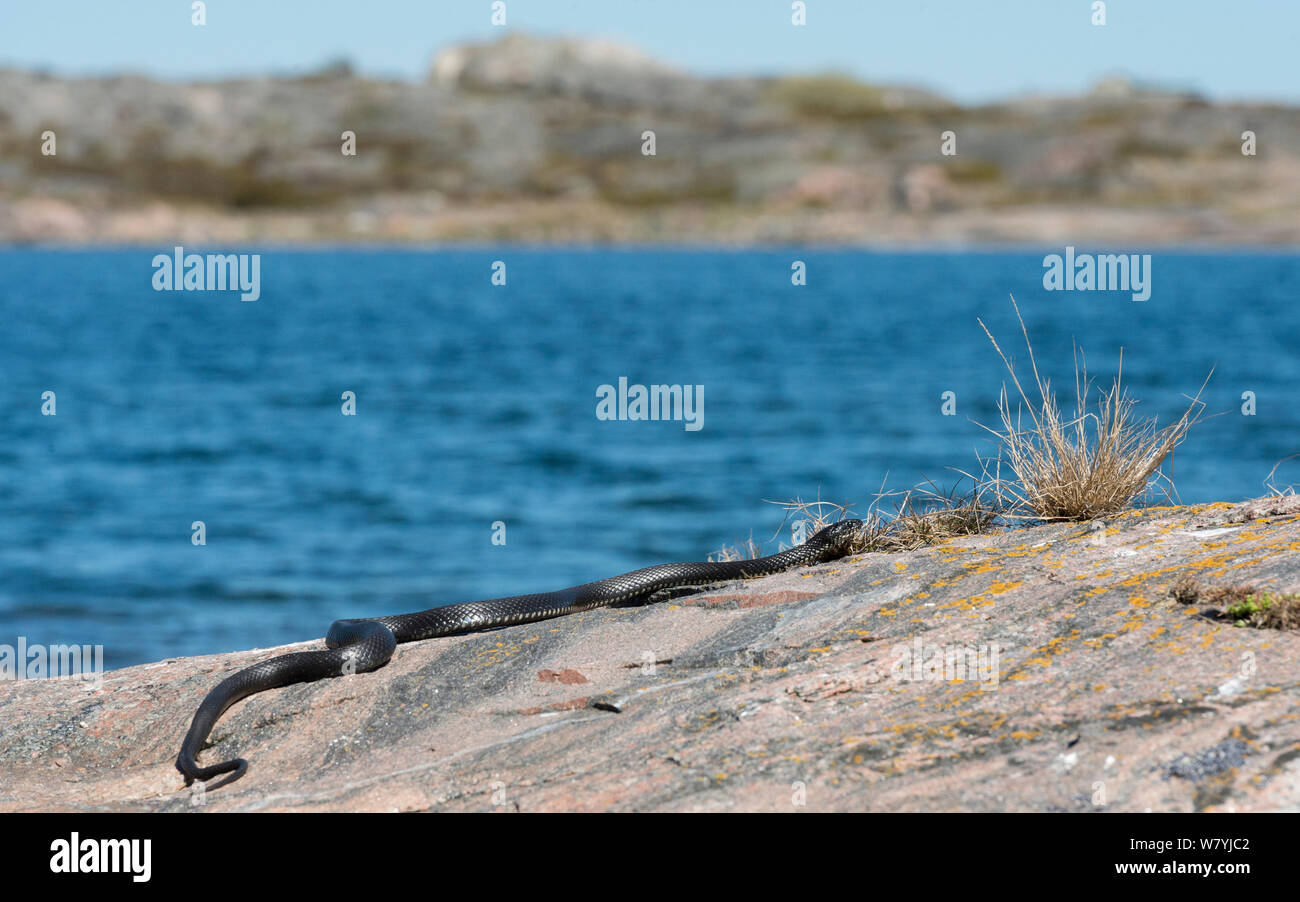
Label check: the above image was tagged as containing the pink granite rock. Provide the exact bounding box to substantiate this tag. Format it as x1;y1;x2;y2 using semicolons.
2;496;1299;812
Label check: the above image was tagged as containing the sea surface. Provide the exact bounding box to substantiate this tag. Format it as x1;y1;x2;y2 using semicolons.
1;248;1297;668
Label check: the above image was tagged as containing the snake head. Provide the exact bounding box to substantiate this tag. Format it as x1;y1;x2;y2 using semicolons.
811;518;865;553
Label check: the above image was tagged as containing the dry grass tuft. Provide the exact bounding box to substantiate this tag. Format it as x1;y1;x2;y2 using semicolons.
854;481;997;553
720;297;1214;563
712;481;998;561
1170;574;1204;605
1170;578;1300;630
708;532;762;563
1264;453;1300;497
902;483;998;542
976;295;1208;521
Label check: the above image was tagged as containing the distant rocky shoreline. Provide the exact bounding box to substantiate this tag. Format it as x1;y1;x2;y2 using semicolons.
3;33;1298;247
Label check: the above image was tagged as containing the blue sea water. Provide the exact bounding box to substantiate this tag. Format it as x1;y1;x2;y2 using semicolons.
1;248;1297;669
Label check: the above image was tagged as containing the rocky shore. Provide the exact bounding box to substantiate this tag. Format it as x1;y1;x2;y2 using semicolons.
3;33;1299;246
2;495;1298;812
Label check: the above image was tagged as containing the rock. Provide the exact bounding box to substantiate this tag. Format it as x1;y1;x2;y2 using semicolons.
432;33;680;98
896;164;956;213
2;198;91;242
2;496;1300;811
2;32;1299;246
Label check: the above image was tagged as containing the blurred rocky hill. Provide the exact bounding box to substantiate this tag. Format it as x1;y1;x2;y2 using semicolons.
2;33;1298;245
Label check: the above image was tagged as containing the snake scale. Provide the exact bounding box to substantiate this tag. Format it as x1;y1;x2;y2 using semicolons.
176;519;862;788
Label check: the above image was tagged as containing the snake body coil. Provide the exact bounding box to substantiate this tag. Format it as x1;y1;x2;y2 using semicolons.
176;519;862;788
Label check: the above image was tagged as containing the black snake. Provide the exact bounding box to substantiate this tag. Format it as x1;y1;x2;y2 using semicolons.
176;519;862;788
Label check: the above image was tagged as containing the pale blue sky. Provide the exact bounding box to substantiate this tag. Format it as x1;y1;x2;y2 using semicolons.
1;0;1297;104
